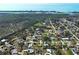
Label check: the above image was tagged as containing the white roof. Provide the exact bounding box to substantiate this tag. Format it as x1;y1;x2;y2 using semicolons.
76;42;79;45
1;39;6;42
5;42;12;47
28;49;34;53
44;43;48;46
62;38;69;40
50;37;55;39
36;28;39;31
43;23;45;25
28;44;32;48
11;49;17;54
47;49;51;53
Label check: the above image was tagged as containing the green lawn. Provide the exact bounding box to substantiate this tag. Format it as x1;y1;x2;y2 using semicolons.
66;49;73;55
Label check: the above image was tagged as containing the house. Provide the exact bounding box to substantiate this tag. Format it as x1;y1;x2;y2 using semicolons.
46;49;51;53
43;42;49;48
62;38;69;40
28;43;33;48
27;49;34;53
5;42;13;48
50;36;55;40
1;39;6;42
11;48;18;55
76;42;79;53
44;49;52;55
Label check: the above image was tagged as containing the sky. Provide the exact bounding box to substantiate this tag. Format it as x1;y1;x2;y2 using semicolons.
0;3;79;12
0;0;79;12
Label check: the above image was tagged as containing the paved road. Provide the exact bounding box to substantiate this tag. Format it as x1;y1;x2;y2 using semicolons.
49;20;56;34
60;22;79;41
